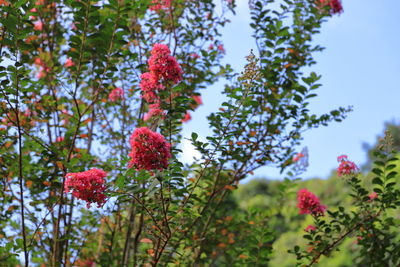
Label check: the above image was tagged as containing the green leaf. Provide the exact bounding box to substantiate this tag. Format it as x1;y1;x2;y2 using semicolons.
386;171;397;180
372;177;383;186
371;168;383;176
386;164;397;171
386;182;396;188
115;175;125;188
373;188;383;193
191;132;198;141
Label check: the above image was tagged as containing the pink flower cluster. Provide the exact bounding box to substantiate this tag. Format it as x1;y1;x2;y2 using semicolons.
293;152;304;162
337;155;358;177
192;95;203;106
65;58;74;67
29;7;44;31
64;168;107;208
140;43;182;121
140;72;164;104
129;127;171;171
144;103;165;121
305;225;316;232
182;112;191;123
297;188;326;216
34;20;43;31
318;0;343;15
149;0;172;11
369;191;378;201
217;44;225;54
1;109;36;128
34;57;50;79
148;43;183;84
108;87;124;102
29;8;37;20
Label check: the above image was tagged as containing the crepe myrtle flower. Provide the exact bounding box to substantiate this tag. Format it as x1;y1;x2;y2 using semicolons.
128;127;171;171
337;155;358;177
297;188;326;216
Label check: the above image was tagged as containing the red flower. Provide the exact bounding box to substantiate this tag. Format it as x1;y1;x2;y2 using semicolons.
64;168;107;208
305;225;316;232
139;43;182;107
369;192;378;201
217;44;225;54
37;66;50;79
317;0;343;15
108;87;124;102
34;57;44;66
190;95;203;110
337;155;358;177
29;8;37;20
34;20;43;31
148;43;182;84
182;112;191;123
0;0;10;6
149;0;172;11
192;95;203;105
293;152;304;162
129;127;171;171
64;57;75;67
297;188;326;216
144;103;165;121
139;72;164;104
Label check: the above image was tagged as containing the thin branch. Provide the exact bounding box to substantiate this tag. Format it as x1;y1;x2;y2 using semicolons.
13;11;29;267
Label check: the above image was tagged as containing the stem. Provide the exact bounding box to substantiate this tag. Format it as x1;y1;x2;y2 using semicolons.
63;198;75;265
16;56;29;267
132;209;144;266
51;0;92;263
122;198;136;266
168;5;178;56
159;181;171;236
306;211;381;266
192;190;228;263
13;11;29;266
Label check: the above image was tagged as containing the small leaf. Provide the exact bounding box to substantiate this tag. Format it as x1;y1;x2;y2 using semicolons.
386;164;397;171
386;182;396;188
373;188;383;193
191;132;198;141
371;168;383;176
115;175;125;188
386;171;397;180
372;177;383;186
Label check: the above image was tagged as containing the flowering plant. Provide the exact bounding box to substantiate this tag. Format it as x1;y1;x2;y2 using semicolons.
290;132;400;266
1;0;398;266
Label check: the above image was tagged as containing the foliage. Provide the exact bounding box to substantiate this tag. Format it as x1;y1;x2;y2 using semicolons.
1;0;397;267
233;134;400;266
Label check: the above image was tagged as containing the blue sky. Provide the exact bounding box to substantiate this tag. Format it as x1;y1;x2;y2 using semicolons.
181;0;400;181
